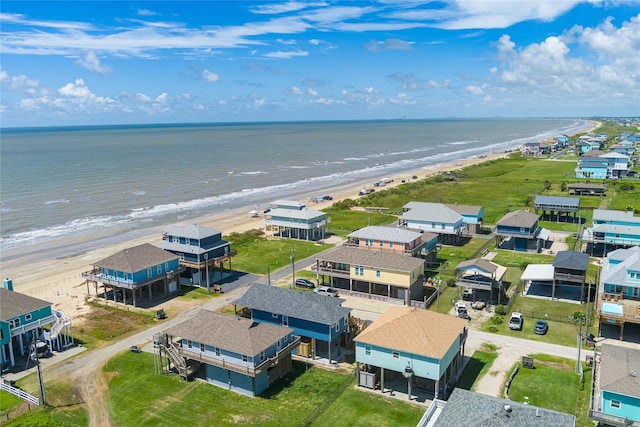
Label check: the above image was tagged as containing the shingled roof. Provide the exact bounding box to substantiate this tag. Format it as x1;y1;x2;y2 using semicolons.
353;306;467;359
317;247;425;272
497;210;539;228
552;251;590;270
0;288;52;321
232;284;351;326
92;243;178;272
599;343;640;399
164;309;291;357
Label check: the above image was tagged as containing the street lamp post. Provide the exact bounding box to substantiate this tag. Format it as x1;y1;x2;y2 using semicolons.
290;245;295;289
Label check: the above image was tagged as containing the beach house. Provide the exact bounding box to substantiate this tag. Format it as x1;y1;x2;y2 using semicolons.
264;199;327;242
344;225;438;262
454;258;507;305
82;243;183;306
158;224;236;289
159;309;298;397
232;284;351;364
495;209;549;253
575;152;609;179
445;203;484;234
399;202;465;245
590;343;640;426
1;280;73;369
533;195;580;223
313;247;425;304
584;209;640;254
567;183;607;196
595;246;640;341
418;388;576;427
354;306;468;401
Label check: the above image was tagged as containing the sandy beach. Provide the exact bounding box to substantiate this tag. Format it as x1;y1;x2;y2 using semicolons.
0;144;565;322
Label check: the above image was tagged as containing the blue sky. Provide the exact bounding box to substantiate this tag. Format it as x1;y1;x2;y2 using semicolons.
1;1;639;127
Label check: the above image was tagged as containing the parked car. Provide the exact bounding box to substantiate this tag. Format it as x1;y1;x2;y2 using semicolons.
462;288;474;301
156;309;167;319
294;278;315;289
509;312;523;330
314;286;338;297
534;320;549;335
130;345;142;353
454;302;469;319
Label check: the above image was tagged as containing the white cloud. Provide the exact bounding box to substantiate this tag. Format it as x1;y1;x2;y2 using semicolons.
466;85;485;96
155;93;168;104
202;69;220;82
0;69;41;95
136;93;152;103
263;49;309;59
76;51;112;75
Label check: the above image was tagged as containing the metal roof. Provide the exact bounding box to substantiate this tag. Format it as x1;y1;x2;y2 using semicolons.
163;224;222;240
534;195;580;209
347;226;422;243
552;251;590;270
593;209;640;224
267;207;326;221
401;202;463;224
232;284;351;326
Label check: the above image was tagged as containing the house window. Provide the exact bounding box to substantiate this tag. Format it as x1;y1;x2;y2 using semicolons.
365;345;371;356
441;223;445;229
376;270;381;278
277;340;281;349
165;263;169;271
157;265;162;274
200;343;205;352
260;351;265;361
335;322;339;332
431;223;435;228
242;355;248;362
9;318;20;328
187;340;192;348
379;241;384;247
147;268;153;278
389;242;393;248
215;347;220;356
272;313;278;319
283;316;288;327
610;400;621;409
365;239;372;247
185;238;190;245
284;335;288;342
25;314;32;321
392;352;399;358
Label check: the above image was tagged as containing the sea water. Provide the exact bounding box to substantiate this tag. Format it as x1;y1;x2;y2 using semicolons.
0;118;590;250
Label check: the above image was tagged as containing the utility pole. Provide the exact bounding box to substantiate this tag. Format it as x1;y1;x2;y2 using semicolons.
290;245;295;289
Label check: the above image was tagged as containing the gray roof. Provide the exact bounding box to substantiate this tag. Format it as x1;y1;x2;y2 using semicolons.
455;258;499;274
267;207;326;221
164;309;291;357
497;210;539;228
163;224;222;240
0;288;52;321
432;388;576;427
232;284;351;326
347;226;422;243
552;251;590;270
601;246;640;287
270;199;306;209
444;203;483;217
93;243;178;272
599;343;640;398
534;195;580;209
401;202;463;224
593;209;640;224
567;183;606;190
317;247;425;272
592;224;640;235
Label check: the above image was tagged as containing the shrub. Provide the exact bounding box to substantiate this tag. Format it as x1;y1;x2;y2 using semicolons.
495;305;508;315
491;315;504;325
487;325;499;333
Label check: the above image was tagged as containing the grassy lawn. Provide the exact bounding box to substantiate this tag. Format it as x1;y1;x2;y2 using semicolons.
102;352;423;426
227;229;334;275
507;354;593;426
454;344;499;391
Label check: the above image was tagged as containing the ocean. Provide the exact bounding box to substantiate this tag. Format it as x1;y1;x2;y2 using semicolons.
0;118;590;251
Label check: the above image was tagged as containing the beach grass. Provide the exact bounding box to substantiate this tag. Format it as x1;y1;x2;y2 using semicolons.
226;230;334;275
73;303;156;348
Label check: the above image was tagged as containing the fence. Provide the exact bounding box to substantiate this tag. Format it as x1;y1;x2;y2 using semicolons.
1;382;39;406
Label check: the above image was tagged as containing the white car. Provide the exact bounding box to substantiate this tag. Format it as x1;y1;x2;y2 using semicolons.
509;312;523;330
314;286;339;297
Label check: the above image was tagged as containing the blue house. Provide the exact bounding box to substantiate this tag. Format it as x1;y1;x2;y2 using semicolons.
82;243;182;307
354;306;468;401
575;154;609;179
495;209;549;252
159;224;236;289
596;246;640;341
591;343;640;426
232;284;351;364
1;281;73;369
264;199;327;241
161;309;298;397
445;203;484;234
585;209;640;253
400;202;466;245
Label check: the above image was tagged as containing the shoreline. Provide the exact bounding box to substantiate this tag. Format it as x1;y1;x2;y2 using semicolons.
0;119;599;320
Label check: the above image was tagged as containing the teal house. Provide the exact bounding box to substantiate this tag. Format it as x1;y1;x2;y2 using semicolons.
82;243;182;306
264;199;327;241
587;209;640;252
1;281;73;368
354;306;467;401
591;343;640;426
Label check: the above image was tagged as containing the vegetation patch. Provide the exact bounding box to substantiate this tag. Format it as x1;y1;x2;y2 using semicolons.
454;345;499;391
75;303;155;347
